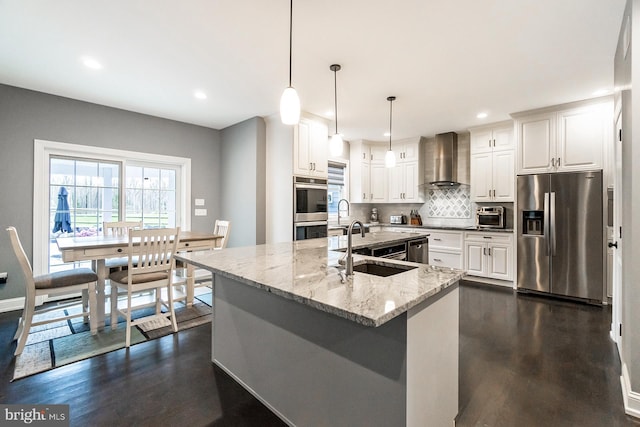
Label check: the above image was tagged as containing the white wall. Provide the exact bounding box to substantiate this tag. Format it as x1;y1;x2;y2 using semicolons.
265;114;294;243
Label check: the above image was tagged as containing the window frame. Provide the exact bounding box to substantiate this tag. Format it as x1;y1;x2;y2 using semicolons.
327;159;350;223
34;139;191;276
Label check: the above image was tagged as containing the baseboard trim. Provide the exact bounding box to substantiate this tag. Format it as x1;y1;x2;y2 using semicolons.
0;297;24;313
463;276;515;289
621;363;640;418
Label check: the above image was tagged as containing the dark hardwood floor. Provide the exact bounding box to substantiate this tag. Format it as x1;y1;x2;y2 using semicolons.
1;281;638;426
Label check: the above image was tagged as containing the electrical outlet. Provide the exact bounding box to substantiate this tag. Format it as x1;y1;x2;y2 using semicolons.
0;272;7;284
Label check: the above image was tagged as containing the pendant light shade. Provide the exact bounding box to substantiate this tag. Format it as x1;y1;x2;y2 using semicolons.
280;87;300;125
385;96;397;168
329;64;343;156
280;0;300;125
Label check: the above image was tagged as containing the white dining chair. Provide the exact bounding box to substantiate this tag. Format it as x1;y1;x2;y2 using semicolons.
7;226;98;356
109;227;180;347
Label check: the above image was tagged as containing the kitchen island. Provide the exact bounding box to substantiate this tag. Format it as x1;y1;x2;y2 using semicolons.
176;235;465;426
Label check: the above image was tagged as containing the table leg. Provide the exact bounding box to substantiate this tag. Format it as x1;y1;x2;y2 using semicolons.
95;259;107;329
186;262;195;307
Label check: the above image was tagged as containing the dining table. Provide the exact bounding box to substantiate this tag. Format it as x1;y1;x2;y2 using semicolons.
56;230;223;329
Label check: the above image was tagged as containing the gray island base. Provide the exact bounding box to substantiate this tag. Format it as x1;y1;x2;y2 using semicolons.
176;237;464;426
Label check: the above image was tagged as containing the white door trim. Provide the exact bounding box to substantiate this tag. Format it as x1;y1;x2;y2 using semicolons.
33;139;191;276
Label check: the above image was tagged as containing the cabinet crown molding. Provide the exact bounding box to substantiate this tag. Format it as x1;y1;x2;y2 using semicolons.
510;95;614;118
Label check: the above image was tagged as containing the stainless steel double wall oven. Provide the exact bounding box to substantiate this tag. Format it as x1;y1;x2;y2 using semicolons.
293;177;328;240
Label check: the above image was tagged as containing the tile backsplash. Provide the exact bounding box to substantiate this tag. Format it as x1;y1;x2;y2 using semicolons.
427;186;471;218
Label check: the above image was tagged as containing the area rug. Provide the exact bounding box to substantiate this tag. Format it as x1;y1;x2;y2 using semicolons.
12;289;212;380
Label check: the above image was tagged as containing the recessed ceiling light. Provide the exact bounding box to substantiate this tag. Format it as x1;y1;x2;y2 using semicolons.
383;132;391;137
325;111;334;117
194;91;207;100
81;56;102;70
477;112;488;119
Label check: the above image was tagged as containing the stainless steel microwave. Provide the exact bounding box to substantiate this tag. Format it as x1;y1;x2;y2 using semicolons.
476;206;505;229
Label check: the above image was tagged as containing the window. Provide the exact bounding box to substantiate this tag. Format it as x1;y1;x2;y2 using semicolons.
125;165;177;228
328;161;348;222
35;140;191;276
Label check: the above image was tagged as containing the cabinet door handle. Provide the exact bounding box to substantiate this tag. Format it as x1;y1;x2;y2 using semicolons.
551;158;555;167
557;157;561;167
493;139;496;147
488;248;491;256
483;247;487;255
483;236;492;239
488;139;491;148
433;238;442;241
434;258;442;262
363;193;366;199
363;152;366;160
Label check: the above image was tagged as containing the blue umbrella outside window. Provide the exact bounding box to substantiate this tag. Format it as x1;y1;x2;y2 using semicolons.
53;186;73;233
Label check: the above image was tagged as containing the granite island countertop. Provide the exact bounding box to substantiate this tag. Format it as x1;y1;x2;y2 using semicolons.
176;237;465;328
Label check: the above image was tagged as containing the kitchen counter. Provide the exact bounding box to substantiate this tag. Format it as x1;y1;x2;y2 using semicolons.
177;236;463;327
372;222;515;233
176;237;462;426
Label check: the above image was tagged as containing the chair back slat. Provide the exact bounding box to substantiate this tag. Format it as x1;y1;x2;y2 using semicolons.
213;220;231;249
128;228;180;279
6;227;37;303
103;221;143;237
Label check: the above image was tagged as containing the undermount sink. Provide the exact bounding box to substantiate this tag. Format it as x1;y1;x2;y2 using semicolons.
352;261;417;277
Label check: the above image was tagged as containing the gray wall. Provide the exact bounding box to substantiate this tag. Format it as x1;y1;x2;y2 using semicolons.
0;84;221;301
220;116;266;247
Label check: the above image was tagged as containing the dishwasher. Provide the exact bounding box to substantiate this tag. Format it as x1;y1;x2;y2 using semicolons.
407;237;429;264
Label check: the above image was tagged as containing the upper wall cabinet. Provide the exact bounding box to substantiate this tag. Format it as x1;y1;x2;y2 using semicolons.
293;117;328;178
387;138;424;203
513;99;613;175
349;138;423;203
470;122;515;154
469;122;515;202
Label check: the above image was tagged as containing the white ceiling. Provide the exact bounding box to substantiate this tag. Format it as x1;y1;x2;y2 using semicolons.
0;0;626;142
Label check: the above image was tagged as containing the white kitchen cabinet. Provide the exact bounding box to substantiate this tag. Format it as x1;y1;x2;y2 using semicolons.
293;117;328;178
464;232;513;281
470;122;515;202
350;139;422;203
470;122;514;154
426;229;464;270
514;99;612;175
387;138;423;203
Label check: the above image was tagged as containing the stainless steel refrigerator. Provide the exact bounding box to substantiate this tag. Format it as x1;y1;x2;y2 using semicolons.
517;171;603;302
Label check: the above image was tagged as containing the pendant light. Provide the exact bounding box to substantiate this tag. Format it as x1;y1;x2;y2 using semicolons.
280;0;300;125
385;96;397;168
329;64;343;156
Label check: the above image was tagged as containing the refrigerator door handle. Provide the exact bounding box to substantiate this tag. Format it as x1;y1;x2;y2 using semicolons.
550;191;557;256
544;192;550;256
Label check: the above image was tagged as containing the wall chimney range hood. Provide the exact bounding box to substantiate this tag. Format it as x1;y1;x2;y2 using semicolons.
429;132;460;186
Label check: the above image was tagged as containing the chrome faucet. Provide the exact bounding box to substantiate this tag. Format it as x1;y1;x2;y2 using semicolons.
344;220;365;276
337;198;350;226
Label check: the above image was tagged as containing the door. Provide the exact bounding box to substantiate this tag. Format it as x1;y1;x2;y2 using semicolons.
488;244;511;280
517;174;550;292
470;153;492;202
518;113;555;174
550;171;603;300
612;110;623;347
464;241;486;276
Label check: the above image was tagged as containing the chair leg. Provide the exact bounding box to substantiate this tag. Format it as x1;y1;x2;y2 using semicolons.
15;297;35;356
167;284;178;333
125;292;132;348
81;289;89;324
111;282;118;330
14;316;24;341
88;282;98;335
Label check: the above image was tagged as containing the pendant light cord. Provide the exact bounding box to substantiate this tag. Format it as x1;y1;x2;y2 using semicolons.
334;68;338;134
288;0;293;87
389;98;393;150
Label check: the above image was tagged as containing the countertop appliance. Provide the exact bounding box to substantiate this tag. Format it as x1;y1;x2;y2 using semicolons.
517;171;603;303
371;242;407;260
476;206;505;229
390;215;407;224
407;237;429;264
293;177;328;240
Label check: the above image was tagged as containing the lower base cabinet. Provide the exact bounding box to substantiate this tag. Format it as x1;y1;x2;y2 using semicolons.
426;230;463;270
464;232;513;281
